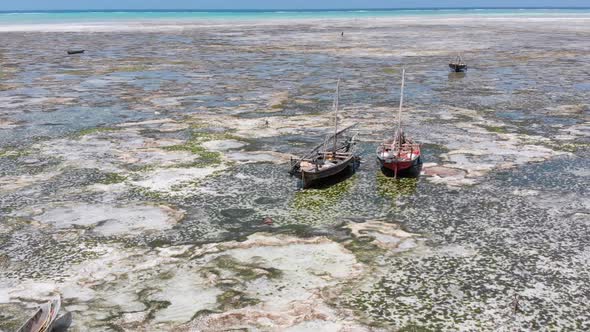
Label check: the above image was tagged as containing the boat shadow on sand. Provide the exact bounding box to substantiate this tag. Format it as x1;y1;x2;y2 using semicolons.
448;72;466;81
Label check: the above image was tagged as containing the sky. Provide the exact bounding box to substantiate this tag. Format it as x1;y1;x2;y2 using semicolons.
0;0;588;11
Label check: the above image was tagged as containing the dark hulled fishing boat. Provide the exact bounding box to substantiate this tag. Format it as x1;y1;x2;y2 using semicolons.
298;147;357;188
377;69;422;178
290;80;359;188
449;54;467;72
67;50;85;55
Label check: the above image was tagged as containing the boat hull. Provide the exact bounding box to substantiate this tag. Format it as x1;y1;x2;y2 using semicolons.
300;155;356;188
449;63;467;72
378;156;423;177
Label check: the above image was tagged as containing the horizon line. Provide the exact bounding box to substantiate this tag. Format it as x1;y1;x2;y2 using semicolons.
1;6;590;13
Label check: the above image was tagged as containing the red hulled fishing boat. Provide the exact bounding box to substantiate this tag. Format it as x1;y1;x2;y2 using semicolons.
376;69;422;178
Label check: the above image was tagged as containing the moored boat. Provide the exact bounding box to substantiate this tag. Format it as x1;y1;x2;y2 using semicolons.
376;69;422;178
449;54;467;72
67;50;85;55
298;150;356;187
290;79;359;188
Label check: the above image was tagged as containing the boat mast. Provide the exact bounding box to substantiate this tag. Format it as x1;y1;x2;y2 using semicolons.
333;78;340;153
396;69;405;149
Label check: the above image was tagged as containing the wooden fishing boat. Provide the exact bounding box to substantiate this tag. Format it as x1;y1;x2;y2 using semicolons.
290;79;359;188
377;133;422;177
67;50;85;55
298;141;357;188
16;297;61;332
449;54;467;72
377;69;422;178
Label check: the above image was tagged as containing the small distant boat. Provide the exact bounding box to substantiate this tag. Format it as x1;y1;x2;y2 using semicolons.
290;79;359;188
449;54;467;72
377;69;422;178
67;50;85;55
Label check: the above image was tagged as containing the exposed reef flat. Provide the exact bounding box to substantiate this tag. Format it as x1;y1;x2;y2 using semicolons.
1;15;589;331
0;225;410;331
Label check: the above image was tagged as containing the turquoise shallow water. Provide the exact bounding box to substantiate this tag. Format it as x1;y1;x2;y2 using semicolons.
1;8;590;24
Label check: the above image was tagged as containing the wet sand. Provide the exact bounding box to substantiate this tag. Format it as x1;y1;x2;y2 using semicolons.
1;16;589;331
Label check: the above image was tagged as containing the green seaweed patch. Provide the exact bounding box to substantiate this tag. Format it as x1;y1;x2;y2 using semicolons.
158;270;175;280
477;124;509;134
210;255;283;281
0;149;30;159
0;305;25;332
145;238;175;249
187;122;246;141
97;172;127;185
181;119;206;129
111;65;151;73
163;143;223;167
292;177;355;212
343;237;385;264
189;309;220;322
104;323;126;332
192;130;243;142
217;289;261;310
542;141;589;153
129;186;172;201
398;323;436;332
168;177;207;192
270;99;288;110
264;267;283;279
165;60;194;66
129;164;157;173
383;67;399;75
425;114;474;125
145;299;172;321
0;206;13;214
421;143;450;154
162;130;243;167
120;56;155;62
376;173;418;202
73;126;121;138
275;224;317;238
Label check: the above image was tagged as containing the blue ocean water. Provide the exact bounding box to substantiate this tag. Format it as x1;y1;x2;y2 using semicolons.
0;8;589;24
